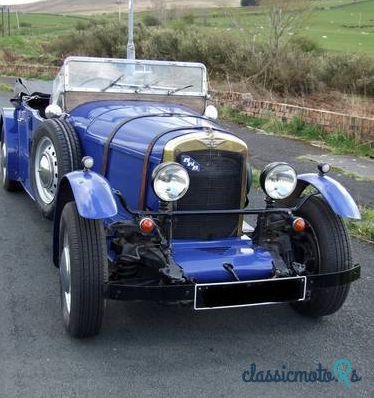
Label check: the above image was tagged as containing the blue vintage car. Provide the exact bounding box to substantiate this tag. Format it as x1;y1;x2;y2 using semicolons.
0;56;361;338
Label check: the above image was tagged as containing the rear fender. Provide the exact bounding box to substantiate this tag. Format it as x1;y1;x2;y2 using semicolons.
298;173;361;220
52;170;118;266
0;108;19;180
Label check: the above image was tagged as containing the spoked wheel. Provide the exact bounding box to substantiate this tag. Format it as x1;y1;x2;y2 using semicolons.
291;196;352;317
59;202;107;338
0;133;21;192
31;120;81;219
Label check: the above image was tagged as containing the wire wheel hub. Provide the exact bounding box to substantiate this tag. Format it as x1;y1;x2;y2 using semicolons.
34;137;58;204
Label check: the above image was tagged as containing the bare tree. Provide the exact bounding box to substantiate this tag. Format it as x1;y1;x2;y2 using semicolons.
263;0;313;56
150;0;167;24
115;0;123;23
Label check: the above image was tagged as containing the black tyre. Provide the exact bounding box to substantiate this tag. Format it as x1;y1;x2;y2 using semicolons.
291;196;352;317
0;128;22;191
59;202;107;338
30;119;81;219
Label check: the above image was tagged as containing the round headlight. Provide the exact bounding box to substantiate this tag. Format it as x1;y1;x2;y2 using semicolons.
152;162;190;202
260;162;297;200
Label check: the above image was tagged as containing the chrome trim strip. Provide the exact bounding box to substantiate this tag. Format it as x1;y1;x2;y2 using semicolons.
163;131;248;161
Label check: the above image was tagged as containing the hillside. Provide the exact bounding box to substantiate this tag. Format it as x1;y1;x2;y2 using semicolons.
15;0;239;14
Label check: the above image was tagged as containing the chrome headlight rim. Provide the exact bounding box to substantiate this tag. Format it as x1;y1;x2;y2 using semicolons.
152;162;190;202
260;162;297;200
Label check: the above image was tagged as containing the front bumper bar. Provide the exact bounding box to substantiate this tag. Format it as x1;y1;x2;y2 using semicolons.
105;264;360;309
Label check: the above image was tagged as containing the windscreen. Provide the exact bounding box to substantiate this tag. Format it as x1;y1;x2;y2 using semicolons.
65;59;206;97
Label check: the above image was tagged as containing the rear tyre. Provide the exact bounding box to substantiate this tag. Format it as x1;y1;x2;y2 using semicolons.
59;202;107;338
30;120;81;219
0;130;21;192
290;196;352;317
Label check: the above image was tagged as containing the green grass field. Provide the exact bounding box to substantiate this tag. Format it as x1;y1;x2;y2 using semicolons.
296;1;374;54
0;13;85;62
0;0;373;64
170;0;374;55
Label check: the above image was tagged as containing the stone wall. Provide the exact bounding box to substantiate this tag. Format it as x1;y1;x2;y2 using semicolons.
213;91;374;143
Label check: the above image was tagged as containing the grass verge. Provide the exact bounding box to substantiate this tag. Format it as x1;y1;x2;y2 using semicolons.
0;83;12;92
346;207;374;244
220;105;373;159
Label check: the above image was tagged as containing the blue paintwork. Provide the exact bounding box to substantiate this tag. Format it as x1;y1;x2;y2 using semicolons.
172;238;274;283
1;107;19;180
67;100;227;213
298;173;361;220
62;171;118;219
64;100;276;282
2;93;360;284
1;103;43;198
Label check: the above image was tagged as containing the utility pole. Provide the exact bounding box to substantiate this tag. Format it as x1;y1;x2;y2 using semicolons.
15;10;19;30
116;0;122;23
127;0;135;59
7;6;10;36
1;7;4;37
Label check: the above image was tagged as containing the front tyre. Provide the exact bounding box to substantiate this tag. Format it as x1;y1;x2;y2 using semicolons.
291;196;352;317
59;202;107;338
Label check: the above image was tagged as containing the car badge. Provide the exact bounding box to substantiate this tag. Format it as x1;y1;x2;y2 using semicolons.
180;155;201;172
198;129;225;149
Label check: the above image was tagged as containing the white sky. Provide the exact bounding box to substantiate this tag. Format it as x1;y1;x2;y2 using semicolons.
0;0;43;5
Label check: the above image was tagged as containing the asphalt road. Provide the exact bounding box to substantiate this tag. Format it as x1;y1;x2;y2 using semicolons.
0;85;373;397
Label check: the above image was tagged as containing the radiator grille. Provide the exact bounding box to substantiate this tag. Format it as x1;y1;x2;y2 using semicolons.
173;150;244;239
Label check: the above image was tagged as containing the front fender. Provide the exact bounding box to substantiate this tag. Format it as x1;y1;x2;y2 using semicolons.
298;173;361;220
63;170;118;219
52;171;117;266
